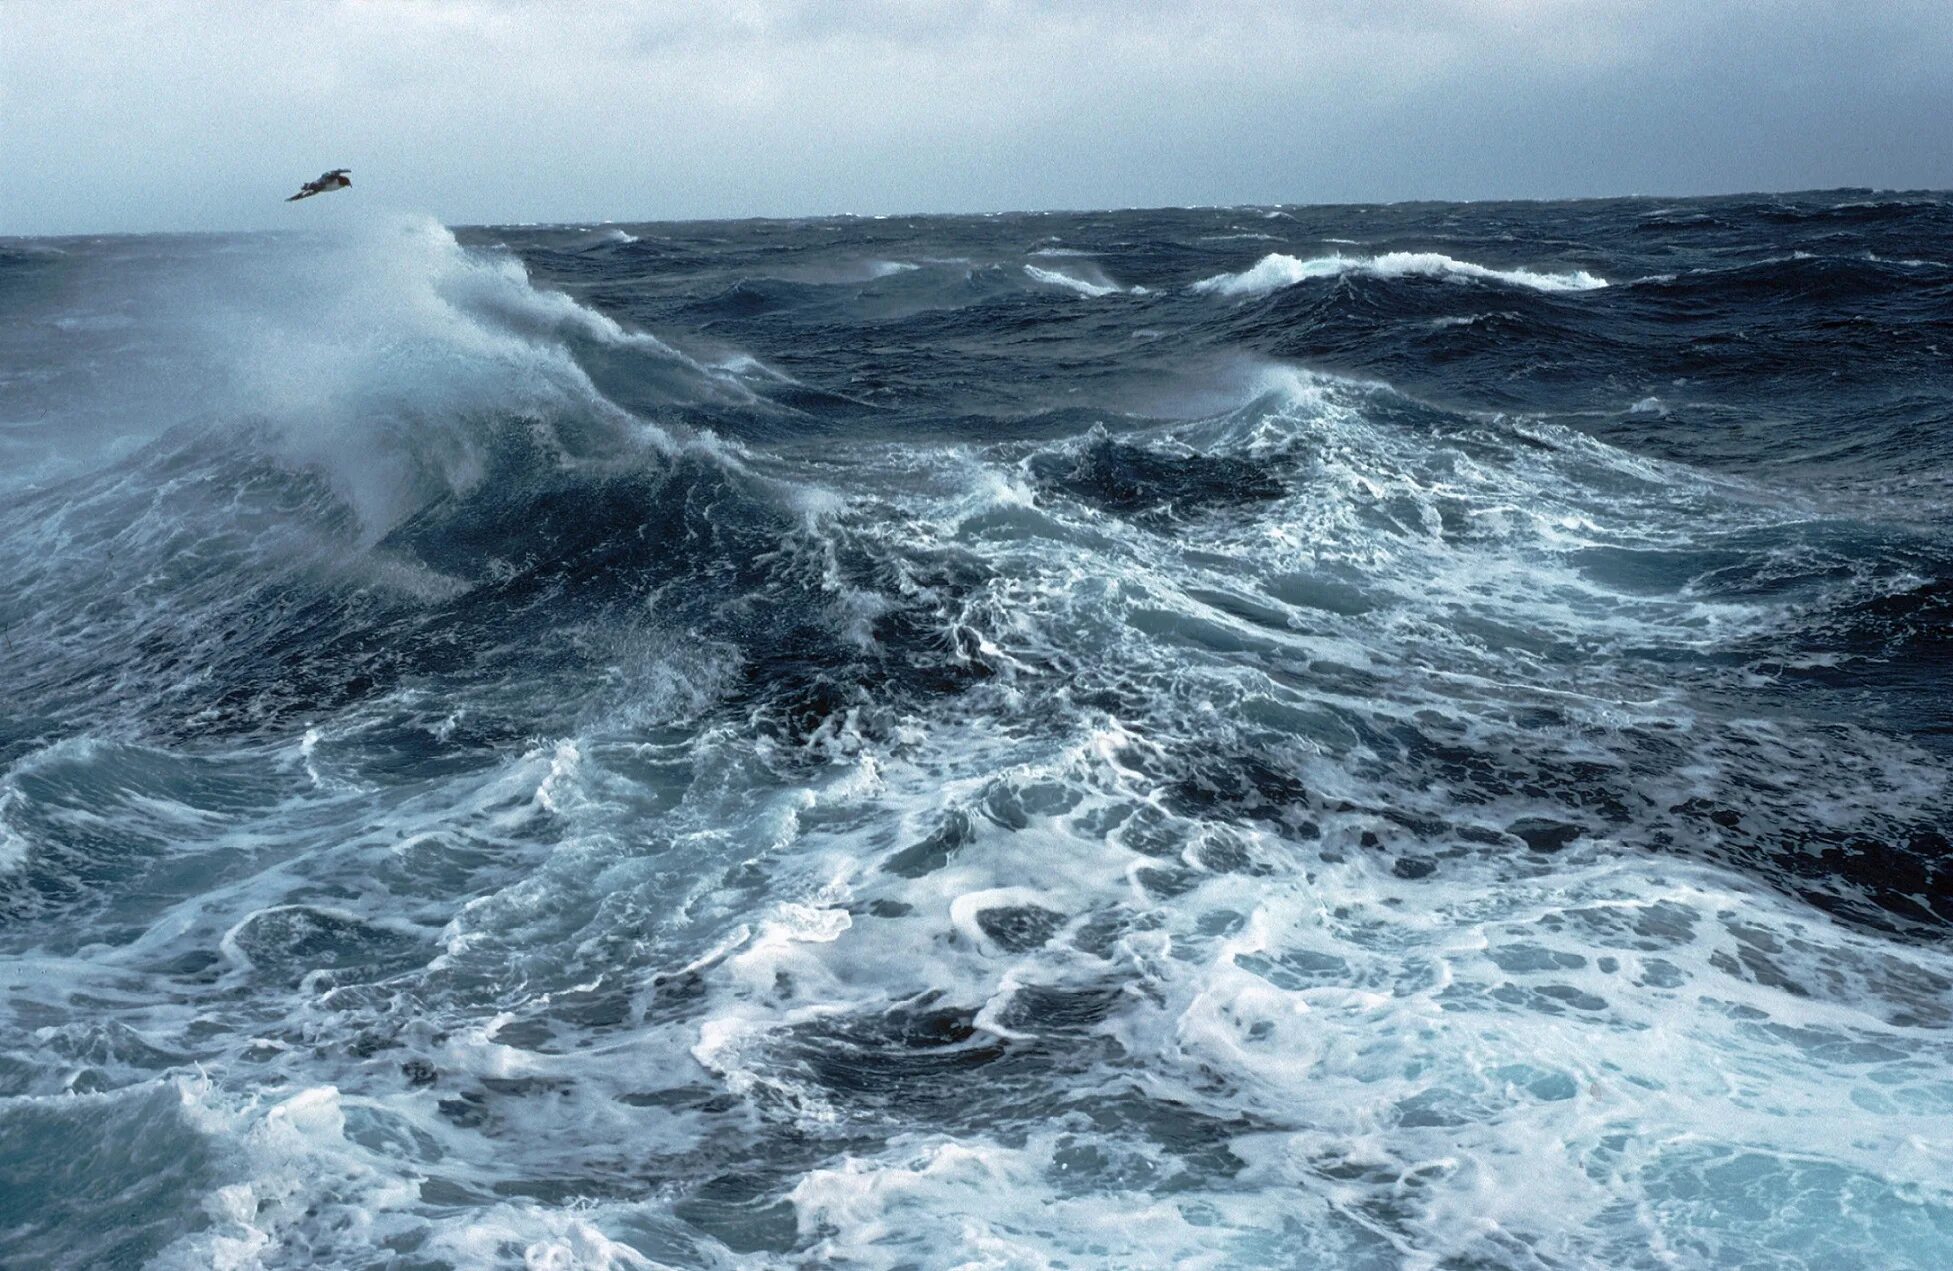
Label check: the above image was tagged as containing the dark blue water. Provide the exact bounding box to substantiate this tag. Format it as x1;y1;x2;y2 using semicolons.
2;192;1951;1268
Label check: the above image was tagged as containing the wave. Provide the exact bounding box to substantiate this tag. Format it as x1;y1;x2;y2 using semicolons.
1630;249;1950;289
186;217;709;534
1022;264;1144;298
1193;251;1609;297
0;217;953;754
151;217;826;529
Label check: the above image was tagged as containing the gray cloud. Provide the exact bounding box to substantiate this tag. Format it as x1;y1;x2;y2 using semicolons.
3;0;1948;234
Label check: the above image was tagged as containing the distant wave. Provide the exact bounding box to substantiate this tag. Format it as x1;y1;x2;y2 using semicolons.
1193;251;1608;297
1023;264;1144;298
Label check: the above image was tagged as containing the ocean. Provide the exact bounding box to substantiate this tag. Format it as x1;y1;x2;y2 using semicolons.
2;192;1950;1268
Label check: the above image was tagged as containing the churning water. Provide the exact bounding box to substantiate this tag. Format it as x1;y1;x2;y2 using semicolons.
2;193;1951;1268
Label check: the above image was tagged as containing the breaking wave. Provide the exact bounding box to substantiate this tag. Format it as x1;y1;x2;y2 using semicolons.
1193;250;1609;296
1023;263;1145;298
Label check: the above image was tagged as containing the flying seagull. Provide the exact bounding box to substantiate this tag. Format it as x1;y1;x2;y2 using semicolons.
286;169;351;201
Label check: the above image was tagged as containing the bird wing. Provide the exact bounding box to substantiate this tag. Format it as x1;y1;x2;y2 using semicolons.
286;170;347;201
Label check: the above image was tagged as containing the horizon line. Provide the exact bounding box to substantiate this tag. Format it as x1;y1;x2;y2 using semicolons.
5;184;1948;243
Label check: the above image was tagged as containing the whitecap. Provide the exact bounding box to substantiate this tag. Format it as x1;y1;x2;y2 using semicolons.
0;784;28;874
1193;251;1608;297
1023;264;1145;298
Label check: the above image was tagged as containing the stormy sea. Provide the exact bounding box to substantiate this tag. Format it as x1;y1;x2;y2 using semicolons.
2;191;1950;1269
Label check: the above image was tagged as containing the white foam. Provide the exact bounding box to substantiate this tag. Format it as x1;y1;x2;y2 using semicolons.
1193;251;1609;297
432;1211;657;1270
168;215;713;534
149;1080;427;1269
1022;263;1145;298
790;1135;1288;1266
0;784;29;874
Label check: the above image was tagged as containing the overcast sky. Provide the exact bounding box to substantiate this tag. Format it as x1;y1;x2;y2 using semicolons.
4;0;1950;235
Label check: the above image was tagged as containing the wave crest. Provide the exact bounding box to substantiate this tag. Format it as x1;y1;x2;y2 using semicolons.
1023;263;1144;298
1193;251;1608;297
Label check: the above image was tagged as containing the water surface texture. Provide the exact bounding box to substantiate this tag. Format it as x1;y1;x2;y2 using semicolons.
3;193;1952;1268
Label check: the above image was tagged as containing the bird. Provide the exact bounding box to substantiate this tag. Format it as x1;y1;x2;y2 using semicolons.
286;169;352;202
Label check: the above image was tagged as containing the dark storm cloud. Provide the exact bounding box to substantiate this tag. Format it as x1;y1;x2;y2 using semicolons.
2;0;1948;234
